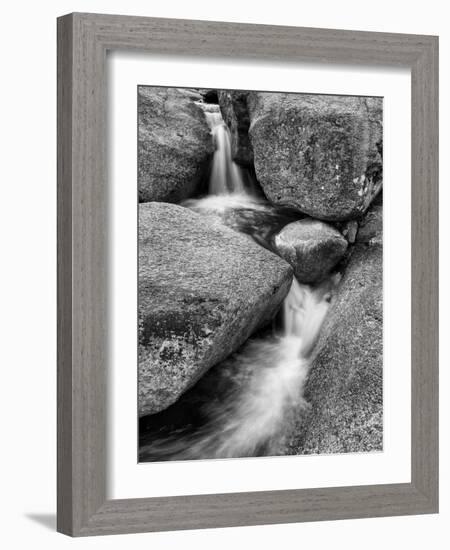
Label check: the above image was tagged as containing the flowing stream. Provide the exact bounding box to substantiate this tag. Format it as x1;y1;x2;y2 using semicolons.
139;106;333;461
204;106;246;195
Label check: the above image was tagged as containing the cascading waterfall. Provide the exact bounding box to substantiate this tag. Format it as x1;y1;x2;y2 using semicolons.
139;104;333;461
204;105;246;195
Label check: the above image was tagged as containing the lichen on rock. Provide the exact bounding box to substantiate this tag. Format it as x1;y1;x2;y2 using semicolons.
221;91;383;221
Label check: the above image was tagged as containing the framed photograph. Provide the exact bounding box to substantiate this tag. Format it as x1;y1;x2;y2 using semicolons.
57;13;438;536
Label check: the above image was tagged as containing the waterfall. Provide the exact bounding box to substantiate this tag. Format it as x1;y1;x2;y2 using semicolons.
197;279;331;459
140;281;331;461
283;277;331;357
139;102;334;461
204;106;246;195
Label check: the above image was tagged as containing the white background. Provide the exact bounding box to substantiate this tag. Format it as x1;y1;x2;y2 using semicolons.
109;55;411;498
0;1;448;548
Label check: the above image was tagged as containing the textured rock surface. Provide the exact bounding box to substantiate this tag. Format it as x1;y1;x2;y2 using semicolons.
218;90;254;166
139;202;293;416
246;92;383;221
288;243;383;454
138;87;214;203
339;220;359;243
356;204;383;244
274;219;348;284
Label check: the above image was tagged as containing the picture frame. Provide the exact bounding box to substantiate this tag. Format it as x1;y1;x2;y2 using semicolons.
57;12;438;537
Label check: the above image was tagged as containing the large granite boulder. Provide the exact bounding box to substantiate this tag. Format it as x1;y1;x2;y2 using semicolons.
246;92;383;221
288;242;383;454
138;202;293;416
138;87;214;203
274;219;348;284
218;90;254;166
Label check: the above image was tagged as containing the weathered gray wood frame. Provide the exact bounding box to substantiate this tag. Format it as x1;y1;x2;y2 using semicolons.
57;12;439;537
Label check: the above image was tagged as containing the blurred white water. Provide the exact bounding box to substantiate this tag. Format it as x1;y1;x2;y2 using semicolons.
204;106;246;195
194;280;331;459
283;277;331;357
140;102;334;461
140;277;332;461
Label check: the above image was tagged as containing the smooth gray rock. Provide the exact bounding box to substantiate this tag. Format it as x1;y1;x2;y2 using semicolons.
138;87;214;203
274;219;348;284
288;243;383;454
138;202;293;416
247;92;383;221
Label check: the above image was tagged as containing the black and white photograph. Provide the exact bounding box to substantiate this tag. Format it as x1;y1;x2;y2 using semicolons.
0;0;444;542
137;86;383;462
